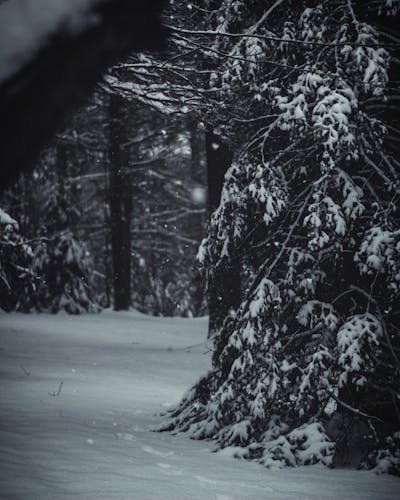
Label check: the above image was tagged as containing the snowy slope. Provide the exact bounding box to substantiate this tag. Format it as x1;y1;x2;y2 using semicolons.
0;311;398;500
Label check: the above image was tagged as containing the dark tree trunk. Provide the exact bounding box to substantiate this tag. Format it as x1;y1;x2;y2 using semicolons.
188;121;207;317
206;130;231;213
189;121;206;185
108;94;132;311
206;129;241;336
52;141;69;232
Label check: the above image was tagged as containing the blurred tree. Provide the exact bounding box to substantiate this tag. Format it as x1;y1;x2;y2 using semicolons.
0;209;36;312
0;0;166;190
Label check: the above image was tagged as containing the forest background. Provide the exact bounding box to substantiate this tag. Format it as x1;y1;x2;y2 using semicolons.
1;0;399;476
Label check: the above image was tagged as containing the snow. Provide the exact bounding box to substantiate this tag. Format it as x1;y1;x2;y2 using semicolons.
0;0;100;83
191;187;206;204
0;310;399;499
0;208;18;228
337;313;382;387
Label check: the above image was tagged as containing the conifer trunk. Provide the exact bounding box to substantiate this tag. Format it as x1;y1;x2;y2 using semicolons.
108;94;132;311
189;121;206;317
206;129;241;336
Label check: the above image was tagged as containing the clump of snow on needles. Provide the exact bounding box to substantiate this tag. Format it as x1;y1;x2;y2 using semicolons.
0;207;18;228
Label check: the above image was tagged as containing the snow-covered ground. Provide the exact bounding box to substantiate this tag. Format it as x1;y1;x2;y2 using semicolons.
0;311;398;500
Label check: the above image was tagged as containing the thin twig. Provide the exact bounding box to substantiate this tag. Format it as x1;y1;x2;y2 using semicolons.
49;381;64;397
327;391;384;423
20;365;30;377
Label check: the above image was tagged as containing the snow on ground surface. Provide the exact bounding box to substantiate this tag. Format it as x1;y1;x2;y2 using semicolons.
0;311;399;500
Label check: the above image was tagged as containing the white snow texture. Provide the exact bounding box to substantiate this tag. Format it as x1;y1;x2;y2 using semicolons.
0;311;399;499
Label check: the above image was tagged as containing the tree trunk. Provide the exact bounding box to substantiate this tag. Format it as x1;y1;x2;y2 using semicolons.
108;94;132;311
206;129;241;336
188;121;207;317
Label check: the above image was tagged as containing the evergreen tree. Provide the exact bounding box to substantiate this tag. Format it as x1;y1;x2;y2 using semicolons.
33;231;99;314
160;0;400;474
0;208;36;312
31;141;100;314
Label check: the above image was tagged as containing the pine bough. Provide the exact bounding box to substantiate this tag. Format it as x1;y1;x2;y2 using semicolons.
159;0;400;475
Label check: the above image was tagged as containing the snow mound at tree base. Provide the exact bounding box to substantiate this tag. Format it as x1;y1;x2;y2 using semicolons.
160;368;400;475
361;433;400;476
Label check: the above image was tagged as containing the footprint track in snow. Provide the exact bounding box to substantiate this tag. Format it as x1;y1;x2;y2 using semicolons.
195;475;219;485
115;432;136;441
142;445;174;458
156;462;183;476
